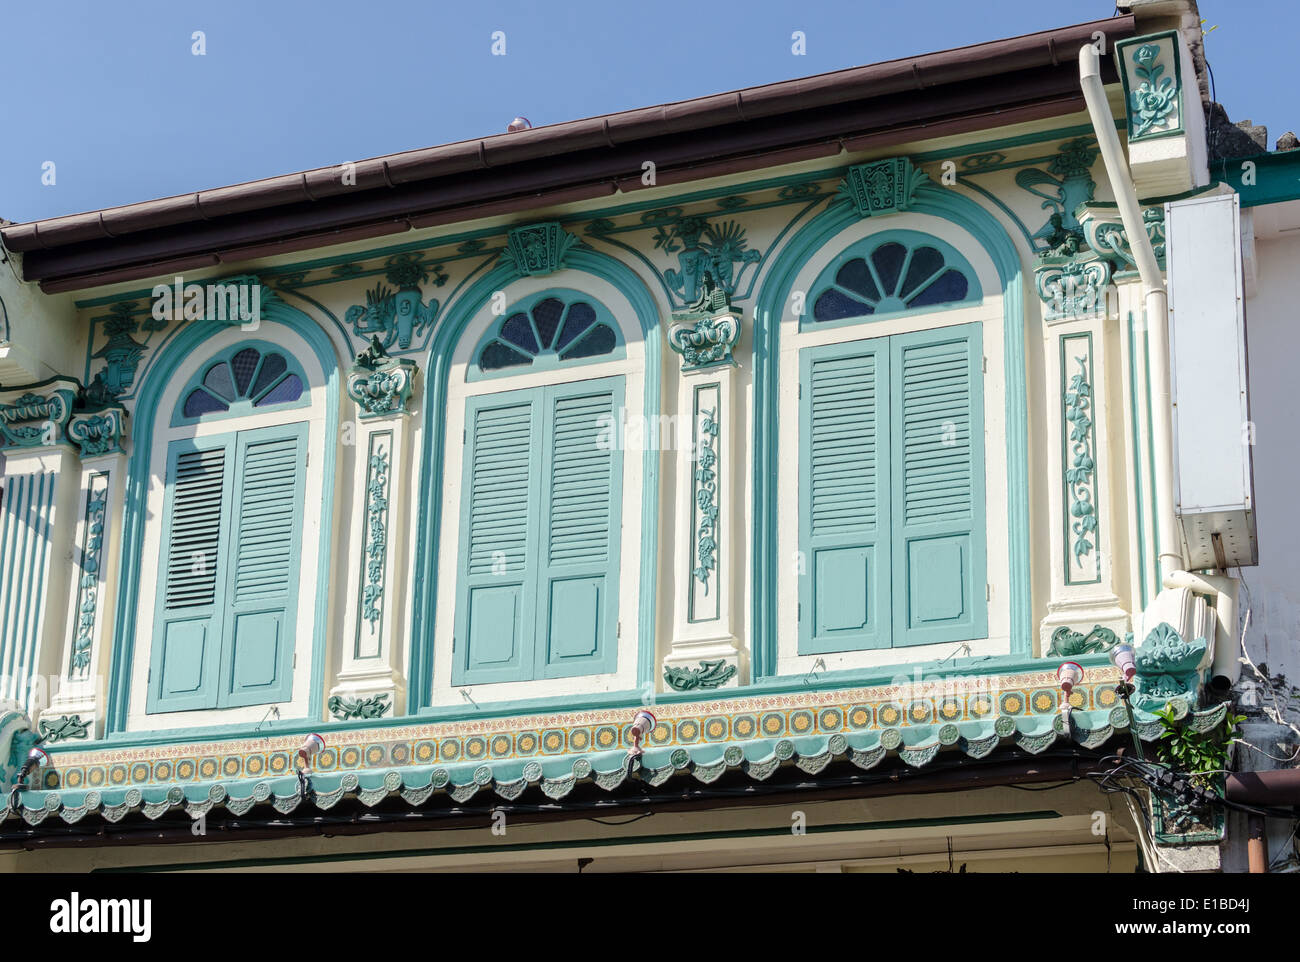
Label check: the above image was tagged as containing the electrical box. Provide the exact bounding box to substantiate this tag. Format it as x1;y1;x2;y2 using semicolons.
1166;191;1257;568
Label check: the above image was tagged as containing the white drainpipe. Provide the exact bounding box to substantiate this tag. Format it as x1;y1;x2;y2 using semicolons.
1079;45;1239;682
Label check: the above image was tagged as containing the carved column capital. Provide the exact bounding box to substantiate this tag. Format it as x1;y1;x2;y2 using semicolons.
346;336;420;419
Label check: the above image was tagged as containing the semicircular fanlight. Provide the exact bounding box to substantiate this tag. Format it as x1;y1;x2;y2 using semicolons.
181;346;304;420
812;239;972;323
478;297;618;371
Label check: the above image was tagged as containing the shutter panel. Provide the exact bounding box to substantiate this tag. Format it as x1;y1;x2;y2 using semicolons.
149;440;232;713
798;341;891;654
536;378;624;678
453;393;541;684
891;324;987;647
221;424;306;706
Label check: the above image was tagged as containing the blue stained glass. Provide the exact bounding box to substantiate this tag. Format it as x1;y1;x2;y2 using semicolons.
556;302;597;351
500;313;539;355
901;246;946;297
254;373;303;407
907;270;969;307
250;353;287;397
480;340;532;370
231;348;261;395
532;298;565;349
871;242;907;295
183;389;229;418
835;259;879;301
202;362;235;401
560;323;616;360
813;289;873;322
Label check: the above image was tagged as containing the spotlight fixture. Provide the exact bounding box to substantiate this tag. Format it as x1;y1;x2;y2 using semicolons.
507;116;532;133
626;709;656;757
1110;643;1138;686
1056;661;1084;728
18;747;50;785
298;732;326;771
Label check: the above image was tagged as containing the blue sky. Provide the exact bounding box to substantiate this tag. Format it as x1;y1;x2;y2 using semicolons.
0;0;1293;223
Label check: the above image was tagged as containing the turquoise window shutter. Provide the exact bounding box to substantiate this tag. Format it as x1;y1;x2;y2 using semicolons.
148;421;308;714
890;324;987;647
536;379;624;678
220;423;306;706
798;341;892;654
454;377;625;685
148;440;233;713
454;392;542;685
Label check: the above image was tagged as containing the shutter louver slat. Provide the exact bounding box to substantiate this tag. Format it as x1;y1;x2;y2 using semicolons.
892;326;986;648
164;449;226;610
467;403;532;577
232;436;301;603
800;344;890;654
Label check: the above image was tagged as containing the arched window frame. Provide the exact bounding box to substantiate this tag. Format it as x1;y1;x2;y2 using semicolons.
467;289;626;381
109;317;340;735
413;259;662;712
804;229;982;331
757;210;1023;682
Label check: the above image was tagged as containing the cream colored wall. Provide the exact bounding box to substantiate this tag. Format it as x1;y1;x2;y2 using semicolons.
45;111;1159;731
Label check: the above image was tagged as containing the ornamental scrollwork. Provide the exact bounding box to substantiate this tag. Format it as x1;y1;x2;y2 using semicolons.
70;484;109;677
663;659;737;692
327;693;392;721
836;157;928;218
344;253;446;350
67;406;127;458
1047;624;1120;657
0;381;77;449
346;336;419;418
38;715;89;743
500;222;583;277
1064;352;1097;567
362;443;390;630
693;406;720;591
1128;41;1179;139
667;280;741;371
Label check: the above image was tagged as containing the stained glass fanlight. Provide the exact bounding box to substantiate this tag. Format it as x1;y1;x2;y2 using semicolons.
812;239;972;323
478;297;617;372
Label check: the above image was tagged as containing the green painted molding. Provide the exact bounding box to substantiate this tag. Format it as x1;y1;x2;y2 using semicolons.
1061;333;1100;584
1046;625;1119;657
501;222;584;277
346;335;420;419
663;660;737;692
358;430;392;643
69;473;110;678
1116;31;1185;143
751;174;1032;677
66;405;127;458
0;378;79;450
327;693;391;721
343;253;446;349
37;714;89;743
1217;149;1300;207
836;157;928;218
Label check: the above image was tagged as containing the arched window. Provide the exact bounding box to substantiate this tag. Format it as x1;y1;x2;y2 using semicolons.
470;291;623;380
446;288;634;690
144;338;319;716
173;342;308;425
808;230;980;328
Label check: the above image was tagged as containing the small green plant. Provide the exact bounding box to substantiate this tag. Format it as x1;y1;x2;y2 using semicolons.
1152;703;1245;788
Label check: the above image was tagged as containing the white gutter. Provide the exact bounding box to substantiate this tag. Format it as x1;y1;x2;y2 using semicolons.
1078;43;1184;582
1080;46;1239;681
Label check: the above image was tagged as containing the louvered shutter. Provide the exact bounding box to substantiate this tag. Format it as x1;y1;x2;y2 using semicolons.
453;392;541;684
890;324;987;647
221;423;306;705
799;342;892;654
536;378;624;678
149;440;233;712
